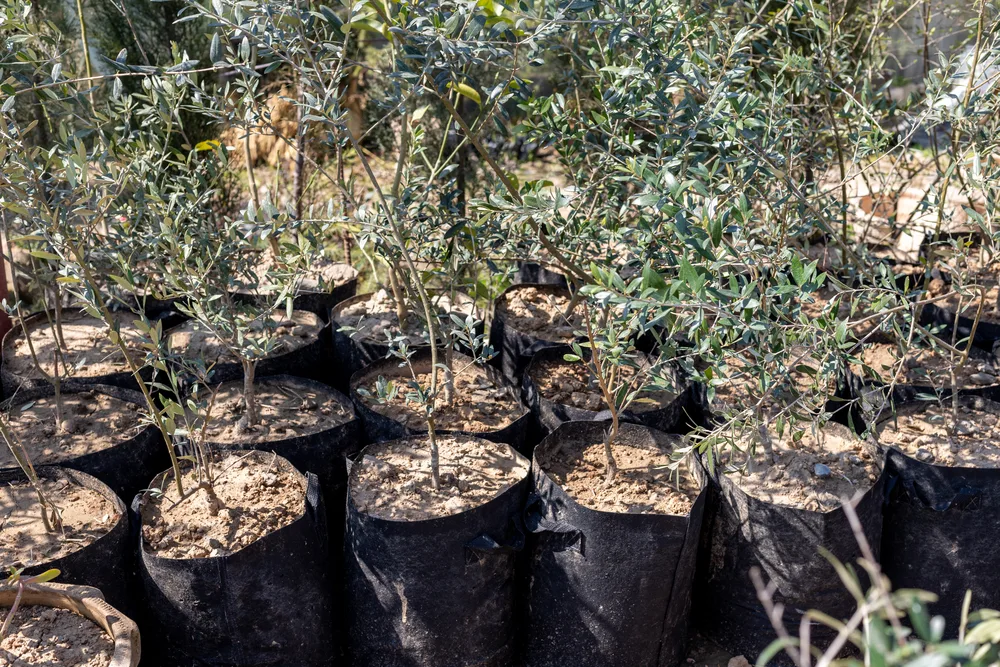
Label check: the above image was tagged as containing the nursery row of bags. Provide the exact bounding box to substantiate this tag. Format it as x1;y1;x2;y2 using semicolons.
4;274;1000;664
2;361;998;665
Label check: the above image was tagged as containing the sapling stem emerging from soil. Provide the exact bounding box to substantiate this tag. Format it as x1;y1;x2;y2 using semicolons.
64;237;187;497
0;416;61;533
347;127;444;490
10;255;63;434
584;305;619;485
240;359;259;432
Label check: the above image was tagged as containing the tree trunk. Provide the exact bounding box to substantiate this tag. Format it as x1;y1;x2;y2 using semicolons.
603;415;618;486
240;359;259;430
427;415;441;490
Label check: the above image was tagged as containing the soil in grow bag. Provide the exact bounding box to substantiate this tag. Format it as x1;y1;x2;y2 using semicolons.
523;348;694;435
2;310;144;394
490;284;584;384
0;468;130;611
696;422;884;664
331;289;479;390
855;342;1000;392
167;310;332;386
1;606;115;666
0;386;163;500
346;434;529;667
355;358;524;432
524;421;706;667
334;290;477;347
199;376;356;446
875;398;1000;629
168;310;323;367
137;451;334;666
919;268;1000;351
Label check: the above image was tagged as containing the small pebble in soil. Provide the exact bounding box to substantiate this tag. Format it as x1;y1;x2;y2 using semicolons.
955;421;975;436
970;372;997;386
915;448;934;462
813;463;832;478
363;455;397;478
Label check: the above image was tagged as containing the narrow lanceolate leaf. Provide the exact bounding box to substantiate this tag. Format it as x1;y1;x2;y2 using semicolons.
448;82;481;105
210;33;222;63
789;254;804;286
27;569;60;584
1;95;15;114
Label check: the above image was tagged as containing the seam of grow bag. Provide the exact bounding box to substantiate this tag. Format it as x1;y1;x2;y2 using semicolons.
653;485;702;667
217;555;247;667
464;513;527;565
523;489;585;555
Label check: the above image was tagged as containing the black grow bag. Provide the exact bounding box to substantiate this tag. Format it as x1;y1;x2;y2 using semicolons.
694;423;886;664
166;316;335;387
345;435;531;667
514;262;568;288
920;299;1000;354
523;421;707;667
134;453;335;667
522;345;708;438
489;283;581;386
1;308;154;396
2;466;131;613
330;291;482;394
205;375;363;499
877;396;1000;631
1;383;167;502
350;349;533;457
826;348;1000;434
205;374;364;598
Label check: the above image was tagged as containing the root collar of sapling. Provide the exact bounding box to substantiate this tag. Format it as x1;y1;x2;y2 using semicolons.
0;392;143;468
199;378;354;444
0;478;118;567
140;452;306;559
351;435;527;521
362;366;521;433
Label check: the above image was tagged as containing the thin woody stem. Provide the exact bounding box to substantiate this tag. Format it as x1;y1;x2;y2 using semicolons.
432;89;589;283
0;416;60;533
584;303;619;484
346;126;443;489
